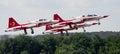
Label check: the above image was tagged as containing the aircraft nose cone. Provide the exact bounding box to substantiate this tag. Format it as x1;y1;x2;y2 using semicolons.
103;15;109;18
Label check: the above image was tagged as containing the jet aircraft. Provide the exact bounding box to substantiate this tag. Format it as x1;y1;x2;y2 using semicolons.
52;14;108;29
5;17;59;34
43;22;99;36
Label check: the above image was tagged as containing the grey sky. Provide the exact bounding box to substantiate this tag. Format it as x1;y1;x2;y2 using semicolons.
0;0;120;35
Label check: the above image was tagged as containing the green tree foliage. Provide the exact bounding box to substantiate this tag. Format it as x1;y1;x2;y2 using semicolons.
0;35;42;54
20;51;28;54
0;34;120;54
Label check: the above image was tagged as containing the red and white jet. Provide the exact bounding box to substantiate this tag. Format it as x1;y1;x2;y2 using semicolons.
43;22;98;36
51;14;108;29
5;17;59;34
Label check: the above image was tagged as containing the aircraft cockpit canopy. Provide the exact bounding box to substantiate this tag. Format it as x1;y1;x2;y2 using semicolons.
82;14;98;17
39;19;47;21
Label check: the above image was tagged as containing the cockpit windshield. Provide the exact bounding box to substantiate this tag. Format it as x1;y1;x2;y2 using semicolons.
82;14;98;17
39;19;47;21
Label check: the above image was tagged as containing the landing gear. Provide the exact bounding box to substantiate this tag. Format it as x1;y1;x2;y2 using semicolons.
60;30;69;36
42;32;44;34
98;19;101;25
30;28;34;34
60;31;64;36
65;30;69;36
68;24;72;28
24;29;27;34
84;29;86;32
98;21;101;25
82;27;86;32
74;23;78;30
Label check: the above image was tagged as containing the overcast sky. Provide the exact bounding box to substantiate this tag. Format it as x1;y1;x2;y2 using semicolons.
0;0;120;35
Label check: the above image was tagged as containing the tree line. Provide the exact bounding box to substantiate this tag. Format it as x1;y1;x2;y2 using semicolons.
0;33;120;54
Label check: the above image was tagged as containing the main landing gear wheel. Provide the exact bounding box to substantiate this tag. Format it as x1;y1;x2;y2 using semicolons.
82;27;86;32
31;28;34;34
97;19;100;25
98;22;101;25
24;29;27;34
84;30;86;32
31;31;34;34
25;32;27;34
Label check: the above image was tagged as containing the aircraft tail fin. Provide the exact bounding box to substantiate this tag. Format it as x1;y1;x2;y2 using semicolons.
8;17;20;28
54;14;64;22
